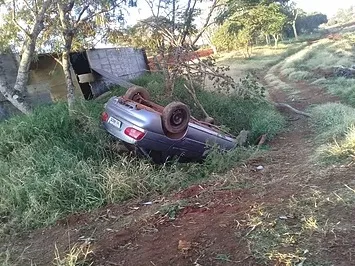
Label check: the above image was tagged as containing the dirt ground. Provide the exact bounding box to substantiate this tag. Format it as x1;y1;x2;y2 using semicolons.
3;43;355;266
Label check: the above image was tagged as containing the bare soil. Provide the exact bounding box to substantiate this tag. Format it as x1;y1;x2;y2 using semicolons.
3;43;355;266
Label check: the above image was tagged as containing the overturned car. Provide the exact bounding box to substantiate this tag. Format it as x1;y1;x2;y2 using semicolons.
101;86;237;163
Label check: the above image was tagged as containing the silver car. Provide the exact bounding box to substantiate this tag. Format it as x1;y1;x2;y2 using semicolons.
101;86;237;163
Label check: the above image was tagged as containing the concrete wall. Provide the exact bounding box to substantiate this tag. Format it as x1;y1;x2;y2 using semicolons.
0;53;21;116
28;55;83;102
86;48;148;96
0;47;148;117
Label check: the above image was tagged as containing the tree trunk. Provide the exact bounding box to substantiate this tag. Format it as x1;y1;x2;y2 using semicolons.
293;9;299;41
62;48;75;111
58;2;76;112
211;44;217;54
0;0;53;114
265;34;270;45
0;61;32;114
13;0;53;95
273;35;279;48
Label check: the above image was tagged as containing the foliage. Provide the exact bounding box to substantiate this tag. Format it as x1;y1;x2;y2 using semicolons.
296;13;328;34
212;21;240;51
213;2;288;53
107;16;173;52
328;6;355;26
107;0;200;52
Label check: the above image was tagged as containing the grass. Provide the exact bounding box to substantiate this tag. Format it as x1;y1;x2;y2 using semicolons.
245;185;355;266
310;103;355;163
312;77;355;107
280;34;355;94
53;242;93;266
0;73;285;239
216;43;307;78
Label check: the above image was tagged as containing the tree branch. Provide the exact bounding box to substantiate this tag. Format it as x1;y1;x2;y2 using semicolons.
76;5;90;24
191;0;220;45
12;0;31;37
23;0;37;16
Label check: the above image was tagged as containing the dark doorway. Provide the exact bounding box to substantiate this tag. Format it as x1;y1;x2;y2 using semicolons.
70;52;93;100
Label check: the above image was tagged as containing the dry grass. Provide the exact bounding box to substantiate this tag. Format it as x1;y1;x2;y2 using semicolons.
53;242;93;266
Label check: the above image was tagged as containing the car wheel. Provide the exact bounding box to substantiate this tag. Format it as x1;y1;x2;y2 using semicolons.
162;102;190;134
125;86;150;102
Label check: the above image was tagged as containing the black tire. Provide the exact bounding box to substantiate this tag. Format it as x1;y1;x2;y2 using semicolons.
125;86;150;102
162;102;190;134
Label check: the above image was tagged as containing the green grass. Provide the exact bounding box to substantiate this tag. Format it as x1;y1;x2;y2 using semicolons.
313;77;355;107
287;70;312;81
217;43;307;76
310;103;355;163
0;73;285;236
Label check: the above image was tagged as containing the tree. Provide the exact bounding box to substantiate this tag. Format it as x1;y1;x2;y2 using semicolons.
261;3;288;47
292;8;299;40
212;2;287;54
54;0;129;111
0;0;53;114
296;13;327;34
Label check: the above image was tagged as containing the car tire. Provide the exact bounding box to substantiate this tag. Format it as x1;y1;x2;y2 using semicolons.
125;86;150;102
162;102;190;134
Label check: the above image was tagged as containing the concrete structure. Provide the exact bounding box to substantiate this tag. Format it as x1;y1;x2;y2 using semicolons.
0;47;149;116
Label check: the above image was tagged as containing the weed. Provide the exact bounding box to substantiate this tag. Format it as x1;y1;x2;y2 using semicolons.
302;216;319;231
159;201;187;220
215;253;232;262
53;243;93;266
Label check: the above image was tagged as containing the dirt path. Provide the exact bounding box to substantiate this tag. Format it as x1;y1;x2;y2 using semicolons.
4;44;355;266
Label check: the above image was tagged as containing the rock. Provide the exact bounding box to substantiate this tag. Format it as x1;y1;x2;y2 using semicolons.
178;240;191;252
332;66;355;78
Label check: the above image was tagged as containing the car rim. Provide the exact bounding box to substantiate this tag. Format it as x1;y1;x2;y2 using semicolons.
171;109;185;126
132;93;141;102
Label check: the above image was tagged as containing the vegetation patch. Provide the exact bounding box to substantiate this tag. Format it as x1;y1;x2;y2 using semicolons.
310;103;355;163
245;185;355;265
0;74;285;235
313;77;355;107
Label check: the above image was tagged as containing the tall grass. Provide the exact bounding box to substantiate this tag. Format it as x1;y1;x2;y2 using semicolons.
310;103;355;163
313;77;355;107
0;73;285;234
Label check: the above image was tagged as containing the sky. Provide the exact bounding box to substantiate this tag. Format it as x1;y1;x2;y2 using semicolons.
295;0;354;17
125;0;355;26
